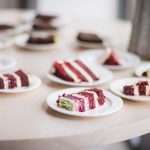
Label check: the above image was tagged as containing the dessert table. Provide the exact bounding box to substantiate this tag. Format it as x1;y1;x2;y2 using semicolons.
0;10;150;150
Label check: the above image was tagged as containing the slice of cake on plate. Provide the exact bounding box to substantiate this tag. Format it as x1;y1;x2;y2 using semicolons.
27;34;57;44
50;59;99;83
77;32;103;44
101;47;121;65
123;81;150;96
57;88;105;112
0;69;31;89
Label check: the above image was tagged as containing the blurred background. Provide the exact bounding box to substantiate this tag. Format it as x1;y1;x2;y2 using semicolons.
0;0;150;150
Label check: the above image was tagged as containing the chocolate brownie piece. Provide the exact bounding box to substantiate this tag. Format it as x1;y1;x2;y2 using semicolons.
0;77;4;89
27;35;55;44
77;32;103;43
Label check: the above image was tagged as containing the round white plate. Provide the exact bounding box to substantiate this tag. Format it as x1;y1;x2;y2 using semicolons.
47;88;123;117
15;34;61;51
0;55;16;72
0;75;41;93
110;77;150;101
135;63;150;77
47;65;113;86
79;49;141;70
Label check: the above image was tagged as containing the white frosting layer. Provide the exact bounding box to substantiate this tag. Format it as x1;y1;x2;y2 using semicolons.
70;61;93;82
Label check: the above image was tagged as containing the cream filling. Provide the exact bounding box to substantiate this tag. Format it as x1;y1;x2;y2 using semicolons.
11;73;21;88
70;61;94;82
62;64;81;83
134;85;139;96
83;90;99;107
146;85;150;96
0;75;9;89
58;97;76;111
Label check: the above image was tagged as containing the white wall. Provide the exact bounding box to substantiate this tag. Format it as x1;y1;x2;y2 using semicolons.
37;0;119;20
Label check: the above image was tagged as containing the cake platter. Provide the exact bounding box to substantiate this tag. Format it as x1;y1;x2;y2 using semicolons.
0;75;41;93
47;88;123;117
0;55;17;72
78;49;141;70
134;63;150;77
110;77;150;101
47;64;113;87
15;34;62;51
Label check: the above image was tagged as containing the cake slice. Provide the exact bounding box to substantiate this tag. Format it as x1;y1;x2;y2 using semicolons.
35;14;57;22
102;47;121;65
27;34;56;44
50;59;99;83
57;88;105;112
77;32;103;44
123;81;150;96
0;69;31;89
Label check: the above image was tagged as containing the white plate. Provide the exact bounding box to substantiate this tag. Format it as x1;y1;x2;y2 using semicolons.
110;77;150;101
47;88;123;117
47;65;113;86
0;75;41;93
135;63;150;77
79;49;141;70
15;34;61;51
0;55;16;72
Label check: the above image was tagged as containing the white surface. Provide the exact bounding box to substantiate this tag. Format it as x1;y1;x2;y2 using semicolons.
135;63;150;77
47;65;113;86
47;88;123;117
78;49;141;70
0;38;13;50
110;77;150;101
15;34;62;51
0;55;16;72
0;75;41;93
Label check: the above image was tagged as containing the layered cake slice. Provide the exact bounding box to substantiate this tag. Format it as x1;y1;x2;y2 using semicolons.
50;59;99;83
27;34;56;44
77;32;103;44
57;88;105;112
123;81;150;96
32;20;57;31
35;14;58;22
0;69;31;89
102;47;121;65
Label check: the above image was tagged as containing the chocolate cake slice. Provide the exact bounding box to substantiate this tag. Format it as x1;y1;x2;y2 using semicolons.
27;34;55;44
50;59;99;83
32;20;57;31
57;88;105;112
77;32;103;43
35;14;57;22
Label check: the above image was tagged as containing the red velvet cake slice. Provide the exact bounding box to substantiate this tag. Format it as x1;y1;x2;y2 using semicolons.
57;88;105;112
102;47;121;65
123;81;150;96
50;59;99;83
0;69;31;89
